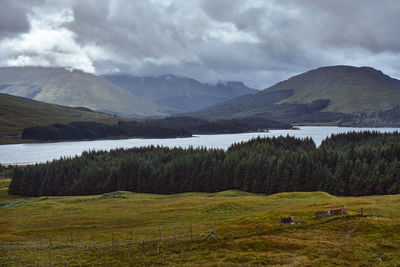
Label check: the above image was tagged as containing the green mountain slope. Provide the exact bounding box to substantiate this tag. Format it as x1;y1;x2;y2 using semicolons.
0;67;170;118
0;93;126;144
102;74;257;113
269;65;400;113
189;66;400;126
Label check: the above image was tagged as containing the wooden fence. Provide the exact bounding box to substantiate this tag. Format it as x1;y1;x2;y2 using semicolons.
315;206;346;218
279;216;304;226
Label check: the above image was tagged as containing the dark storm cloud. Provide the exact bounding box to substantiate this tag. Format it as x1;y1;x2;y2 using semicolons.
0;1;31;38
1;0;400;88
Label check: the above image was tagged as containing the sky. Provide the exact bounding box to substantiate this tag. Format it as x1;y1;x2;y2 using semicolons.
0;0;400;89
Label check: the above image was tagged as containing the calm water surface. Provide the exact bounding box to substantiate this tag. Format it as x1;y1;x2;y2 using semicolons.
0;126;398;165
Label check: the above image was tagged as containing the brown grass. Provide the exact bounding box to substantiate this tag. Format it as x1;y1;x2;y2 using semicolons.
1;179;400;265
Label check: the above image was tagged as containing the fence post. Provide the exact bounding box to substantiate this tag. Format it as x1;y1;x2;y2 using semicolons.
212;224;215;240
295;216;297;224
371;208;373;216
344;206;347;214
190;224;192;241
256;223;258;235
131;229;133;242
159;225;162;243
360;207;363;216
49;253;52;267
174;233;177;249
49;237;52;247
279;216;282;227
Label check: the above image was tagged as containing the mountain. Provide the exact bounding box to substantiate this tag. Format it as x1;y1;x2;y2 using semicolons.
102;74;257;113
188;66;400;126
0;93;127;144
0;67;170;118
267;65;400;114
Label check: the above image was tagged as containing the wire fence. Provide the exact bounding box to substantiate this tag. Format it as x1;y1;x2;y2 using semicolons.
1;207;399;266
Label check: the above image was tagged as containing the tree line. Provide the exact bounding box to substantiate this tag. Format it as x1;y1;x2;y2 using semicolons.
22;120;191;140
21;116;290;141
9;131;400;197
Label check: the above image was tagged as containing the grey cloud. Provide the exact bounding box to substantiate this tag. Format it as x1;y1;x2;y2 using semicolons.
0;1;31;38
290;0;400;53
1;0;400;88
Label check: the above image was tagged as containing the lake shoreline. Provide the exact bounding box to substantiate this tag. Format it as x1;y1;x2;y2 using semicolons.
1;126;400;165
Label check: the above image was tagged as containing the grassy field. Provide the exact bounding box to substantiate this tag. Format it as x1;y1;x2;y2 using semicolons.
1;178;400;266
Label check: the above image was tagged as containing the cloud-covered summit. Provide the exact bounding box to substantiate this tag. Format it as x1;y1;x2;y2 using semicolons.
0;0;399;88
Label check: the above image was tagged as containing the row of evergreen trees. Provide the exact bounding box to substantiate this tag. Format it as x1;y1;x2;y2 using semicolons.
22;116;291;141
9;131;400;197
22;120;192;141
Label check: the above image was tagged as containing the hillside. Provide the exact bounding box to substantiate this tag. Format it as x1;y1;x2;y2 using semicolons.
1;177;400;265
103;74;257;113
189;66;400;126
0;93;128;144
269;65;400;113
0;67;170;118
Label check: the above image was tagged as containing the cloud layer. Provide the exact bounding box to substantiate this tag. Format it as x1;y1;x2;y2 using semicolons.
1;0;399;88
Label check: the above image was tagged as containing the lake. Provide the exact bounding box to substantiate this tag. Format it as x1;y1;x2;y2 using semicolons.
0;126;399;165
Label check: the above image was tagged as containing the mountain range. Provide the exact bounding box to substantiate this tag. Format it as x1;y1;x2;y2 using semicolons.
0;67;256;118
2;65;400;128
102;74;256;113
188;65;400;126
0;67;168;118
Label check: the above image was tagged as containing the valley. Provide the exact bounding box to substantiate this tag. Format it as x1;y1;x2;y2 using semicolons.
103;74;257;113
1;2;399;266
2;65;400;145
2;66;400;265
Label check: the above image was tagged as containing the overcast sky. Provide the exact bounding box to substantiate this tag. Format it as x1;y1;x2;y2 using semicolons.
1;0;399;89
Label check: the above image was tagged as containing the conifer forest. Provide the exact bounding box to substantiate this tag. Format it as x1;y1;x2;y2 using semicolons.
9;131;400;197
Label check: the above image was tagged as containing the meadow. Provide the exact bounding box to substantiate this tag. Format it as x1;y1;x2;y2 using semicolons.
1;178;400;266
